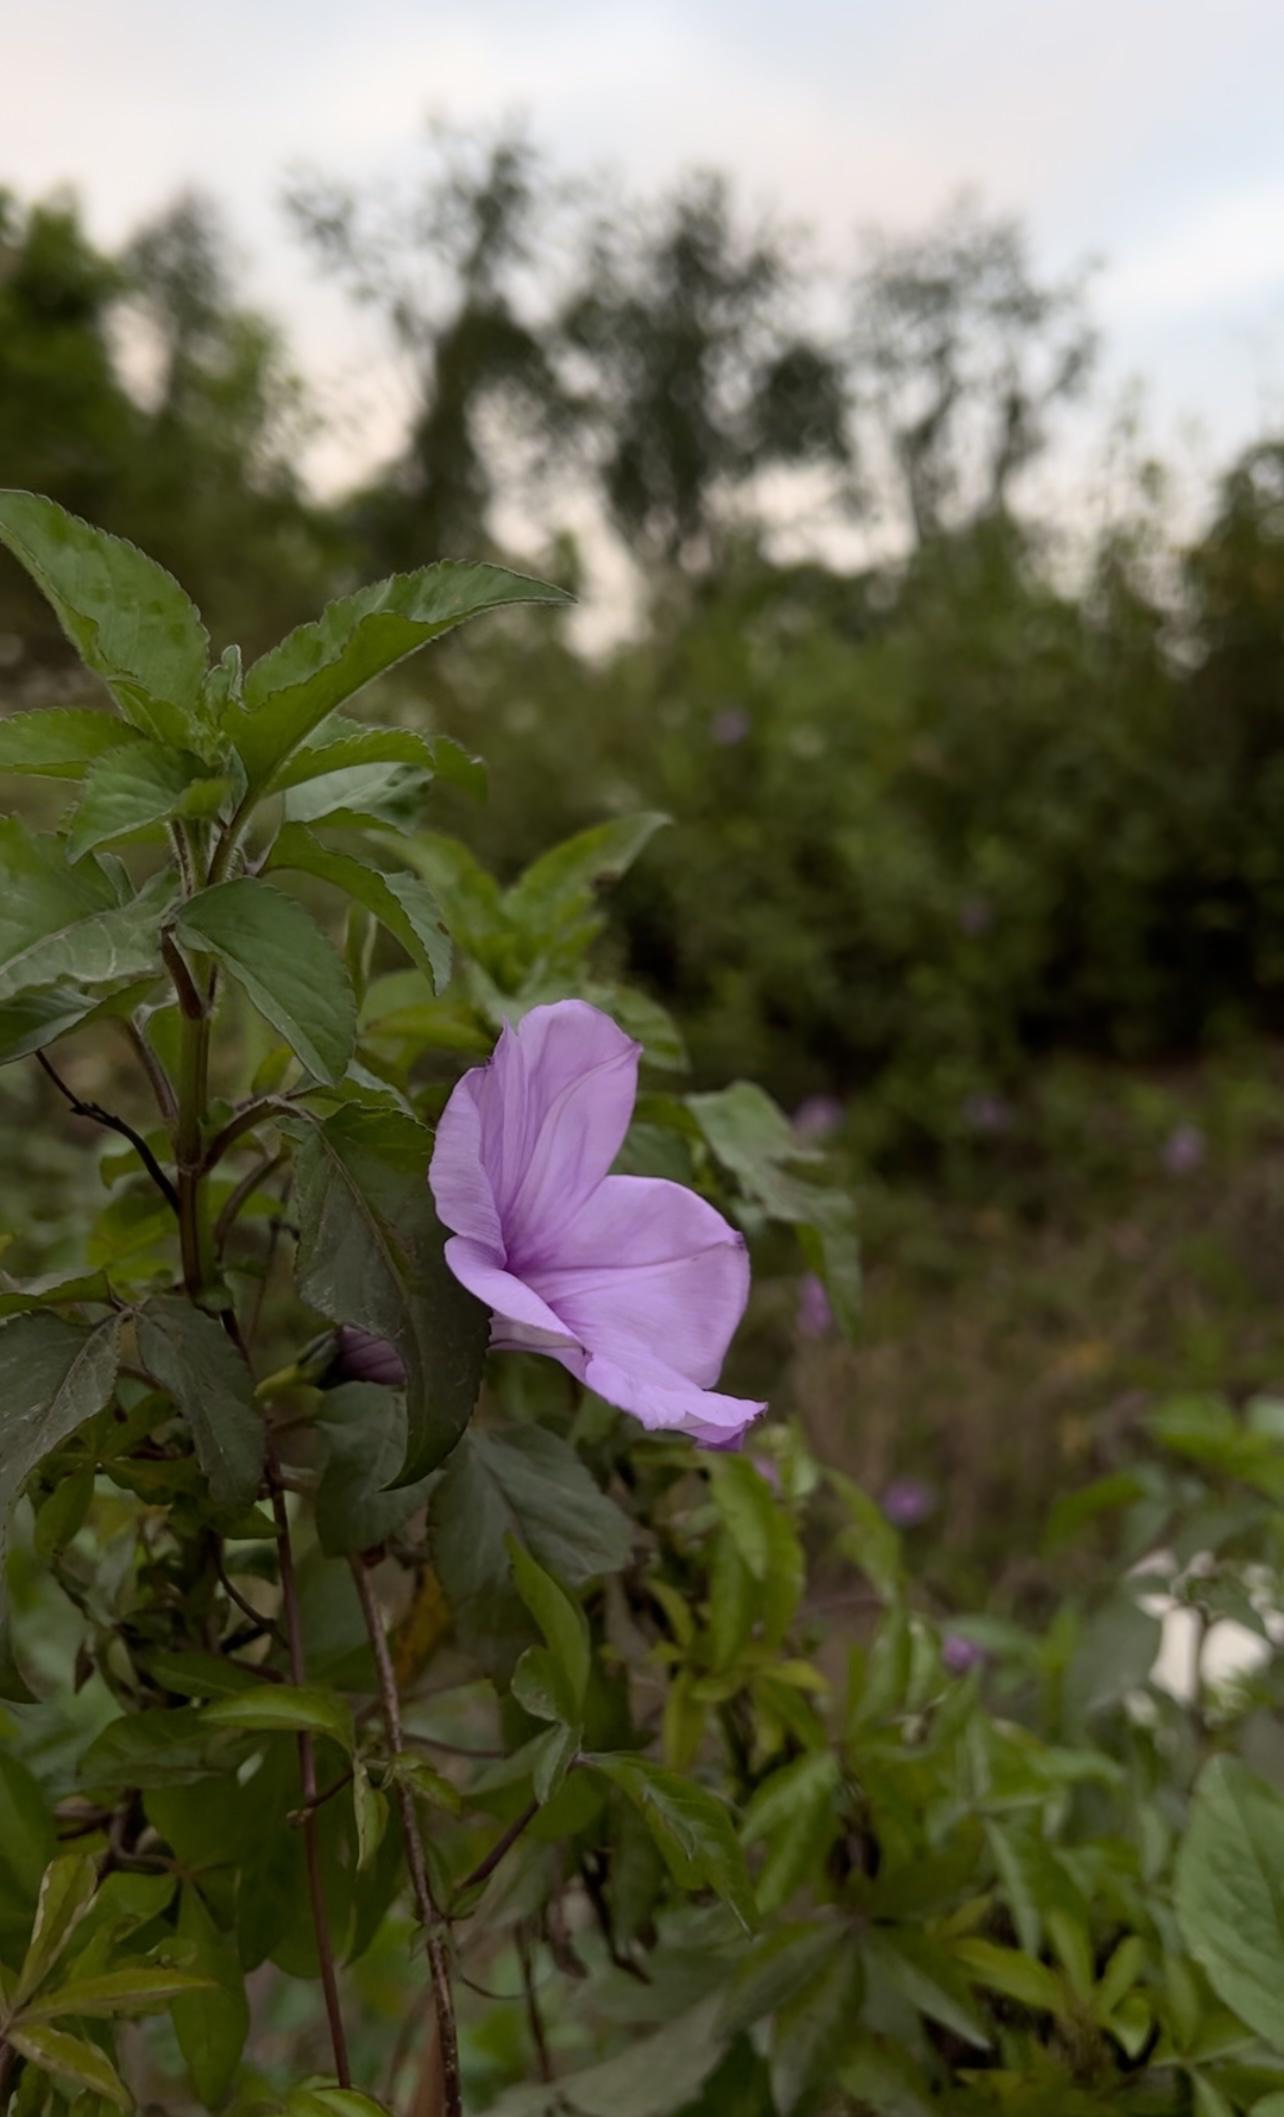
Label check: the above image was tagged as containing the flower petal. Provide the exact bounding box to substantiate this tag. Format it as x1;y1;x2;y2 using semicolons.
530;1175;750;1388
475;1001;641;1266
582;1350;765;1444
429;1073;503;1250
444;1235;575;1345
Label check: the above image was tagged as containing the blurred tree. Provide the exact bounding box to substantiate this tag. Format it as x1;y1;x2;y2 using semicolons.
849;197;1097;544
0;189;138;649
559;171;851;569
286;122;566;569
123;192;337;652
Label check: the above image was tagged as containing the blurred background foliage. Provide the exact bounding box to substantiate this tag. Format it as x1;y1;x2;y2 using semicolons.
5;124;1284;1570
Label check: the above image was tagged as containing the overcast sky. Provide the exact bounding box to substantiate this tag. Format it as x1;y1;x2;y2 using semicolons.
8;0;1284;504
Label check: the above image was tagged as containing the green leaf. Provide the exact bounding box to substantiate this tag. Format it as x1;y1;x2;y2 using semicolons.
0;1753;56;1917
396;833;502;957
951;1936;1066;2015
175;877;356;1083
1177;1757;1284;2051
0;868;171;1012
588;1753;755;1929
352;1764;388;1871
203;1684;354;1752
0;708;145;780
0;1312;120;1695
770;1937;865;2115
719;1921;845;2037
13;1855;98;2008
507;1536;591;1714
268;824;451;993
78;1708;234;1792
231;562;570;788
288;1106;487;1480
67;739;232;860
313;1384;433;1557
511;1994;726;2117
838;2034;936;2117
171;1884;249;2108
0;490;209;749
741;1752;841;1916
140;1649;269;1700
283;2091;395;2116
272;720;445;792
135;1295;263;1507
505;813;669;932
24;1965;216;2022
866;1930;993;2048
388;1754;462;1817
7;2021;130;2108
429;1424;632;1671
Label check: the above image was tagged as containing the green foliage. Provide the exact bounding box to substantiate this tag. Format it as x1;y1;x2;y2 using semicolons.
5;487;1284;2117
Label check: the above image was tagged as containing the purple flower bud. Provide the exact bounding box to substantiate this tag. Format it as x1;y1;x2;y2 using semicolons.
793;1093;844;1143
1161;1122;1205;1176
710;705;751;747
880;1476;935;1529
331;1326;406;1390
796;1272;834;1340
942;1632;986;1674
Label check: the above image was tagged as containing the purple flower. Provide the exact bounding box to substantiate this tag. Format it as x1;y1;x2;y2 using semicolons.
331;1324;407;1390
793;1094;843;1143
881;1476;935;1528
710;706;751;747
796;1272;834;1340
942;1632;986;1675
429;1000;764;1446
1161;1122;1205;1176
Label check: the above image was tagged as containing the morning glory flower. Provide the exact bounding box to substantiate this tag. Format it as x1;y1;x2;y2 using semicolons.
428;999;764;1446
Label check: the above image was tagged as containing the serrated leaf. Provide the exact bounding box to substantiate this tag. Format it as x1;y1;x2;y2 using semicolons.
0;708;145;780
0;867;172;1010
951;1936;1065;2015
176;877;356;1083
396;832;503;956
0;1312;119;1696
288;1106;487;1480
527;1993;725;2117
742;1752;841;1916
1177;1757;1284;2052
67;739;232;860
268;824;451;993
867;1930;992;2048
588;1753;755;1929
770;1938;865;2115
429;1424;632;1674
313;1384;432;1557
202;1684;354;1752
389;1754;462;1816
7;2021;130;2108
0;490;209;748
505;813;669;932
135;1295;263;1507
272;721;442;792
231;562;570;788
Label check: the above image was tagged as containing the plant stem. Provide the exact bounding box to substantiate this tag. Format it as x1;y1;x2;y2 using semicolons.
272;1479;352;2089
0;2039;14;2107
123;1019;178;1125
456;1800;540;1899
350;1557;462;2117
35;1050;179;1215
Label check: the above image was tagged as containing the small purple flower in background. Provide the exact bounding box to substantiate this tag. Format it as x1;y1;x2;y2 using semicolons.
958;894;993;938
793;1093;844;1144
429;1000;764;1446
961;1090;1012;1137
1161;1122;1205;1177
796;1272;834;1341
331;1324;407;1390
710;705;751;747
881;1476;936;1529
942;1633;986;1675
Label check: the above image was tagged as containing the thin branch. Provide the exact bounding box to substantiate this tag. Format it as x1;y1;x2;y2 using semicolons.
518;1925;555;2084
216;1549;285;1648
455;1799;540;1899
123;1019;178;1124
36;1050;179;1215
271;1476;352;2090
215;1150;286;1255
350;1557;462;2117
